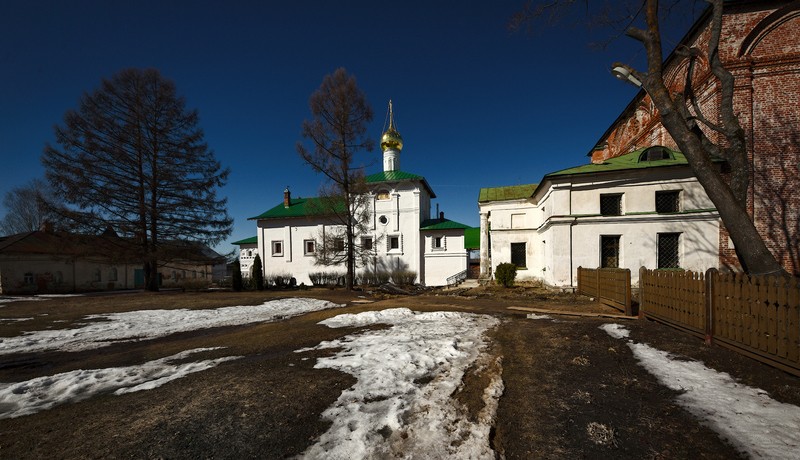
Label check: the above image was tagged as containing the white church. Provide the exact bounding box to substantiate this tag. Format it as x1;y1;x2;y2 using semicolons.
237;103;471;287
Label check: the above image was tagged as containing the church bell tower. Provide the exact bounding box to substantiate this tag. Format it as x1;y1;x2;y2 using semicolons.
380;100;403;172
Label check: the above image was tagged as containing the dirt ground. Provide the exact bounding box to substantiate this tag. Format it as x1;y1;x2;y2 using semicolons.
1;285;799;459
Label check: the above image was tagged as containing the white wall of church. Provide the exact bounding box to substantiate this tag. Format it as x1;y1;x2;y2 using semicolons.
257;217;331;286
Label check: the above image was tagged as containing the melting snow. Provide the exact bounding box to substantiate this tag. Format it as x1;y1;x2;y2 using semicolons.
601;323;800;458
0;348;239;419
0;297;342;355
298;308;502;460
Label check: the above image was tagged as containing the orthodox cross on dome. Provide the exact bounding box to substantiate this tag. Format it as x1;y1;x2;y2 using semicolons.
380;100;403;153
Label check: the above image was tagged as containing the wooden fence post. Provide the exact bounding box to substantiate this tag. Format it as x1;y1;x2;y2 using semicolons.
625;269;632;317
705;268;717;346
639;267;647;319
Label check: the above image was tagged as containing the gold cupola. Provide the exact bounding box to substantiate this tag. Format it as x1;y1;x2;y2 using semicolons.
380;100;403;152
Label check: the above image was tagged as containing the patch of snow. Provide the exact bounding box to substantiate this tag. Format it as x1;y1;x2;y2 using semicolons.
599;323;630;339
0;317;34;323
0;348;240;419
0;297;342;355
602;324;800;458
0;296;48;307
526;313;551;320
298;308;501;459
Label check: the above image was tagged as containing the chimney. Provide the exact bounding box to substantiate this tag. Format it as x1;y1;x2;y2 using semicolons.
439;211;444;220
283;187;291;208
39;221;53;233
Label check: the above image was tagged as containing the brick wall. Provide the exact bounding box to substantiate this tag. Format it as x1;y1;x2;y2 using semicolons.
593;2;800;274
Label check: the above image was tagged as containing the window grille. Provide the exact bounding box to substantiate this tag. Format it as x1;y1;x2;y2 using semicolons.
510;242;527;268
656;191;680;213
600;194;622;216
601;236;620;268
362;237;373;250
658;233;681;268
334;238;344;252
271;241;283;256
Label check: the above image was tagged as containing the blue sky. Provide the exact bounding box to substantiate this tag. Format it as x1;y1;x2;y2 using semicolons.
0;1;699;256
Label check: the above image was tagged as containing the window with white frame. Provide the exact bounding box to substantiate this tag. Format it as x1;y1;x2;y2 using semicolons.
333;238;345;252
272;240;283;256
388;235;401;252
600;193;623;216
656;190;681;213
361;237;373;251
657;233;681;268
600;235;621;268
304;239;315;255
432;235;445;250
510;242;527;268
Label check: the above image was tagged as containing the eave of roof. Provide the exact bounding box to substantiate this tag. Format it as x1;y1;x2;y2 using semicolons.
478;183;538;203
249;197;343;220
550;147;691;177
420;218;471;231
231;236;258;245
366;170;436;198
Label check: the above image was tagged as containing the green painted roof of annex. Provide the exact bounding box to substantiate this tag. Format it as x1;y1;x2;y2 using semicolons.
366;170;436;198
478;183;538;203
420;216;471;231
231;236;258;245
248;197;344;220
545;146;719;178
463;227;480;249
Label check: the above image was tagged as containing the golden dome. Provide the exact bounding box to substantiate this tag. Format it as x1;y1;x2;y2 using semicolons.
380;100;403;152
381;127;403;152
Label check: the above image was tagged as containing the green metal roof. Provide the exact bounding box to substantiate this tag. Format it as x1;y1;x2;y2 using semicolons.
249;197;344;220
231;236;258;245
366;170;423;182
478;183;538;203
420;217;471;231
463;227;480;249
366;170;436;198
546;147;709;178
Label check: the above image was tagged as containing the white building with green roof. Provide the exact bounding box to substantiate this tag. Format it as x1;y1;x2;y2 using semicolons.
244;103;470;287
479;146;721;287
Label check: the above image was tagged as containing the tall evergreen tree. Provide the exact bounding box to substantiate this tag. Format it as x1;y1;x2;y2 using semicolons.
232;260;243;292
296;68;375;290
252;254;264;290
42;68;232;291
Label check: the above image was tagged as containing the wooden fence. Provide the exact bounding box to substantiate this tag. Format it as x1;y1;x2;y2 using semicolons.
577;267;632;316
640;267;800;377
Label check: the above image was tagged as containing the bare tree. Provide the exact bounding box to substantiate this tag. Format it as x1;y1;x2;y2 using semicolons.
515;0;785;275
0;178;62;235
296;68;375;290
611;0;783;275
42;68;232;291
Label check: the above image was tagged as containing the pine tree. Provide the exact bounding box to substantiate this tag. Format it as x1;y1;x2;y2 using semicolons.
232;260;243;292
252;254;264;291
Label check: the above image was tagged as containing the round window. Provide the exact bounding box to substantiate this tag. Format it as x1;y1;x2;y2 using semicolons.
379;215;388;225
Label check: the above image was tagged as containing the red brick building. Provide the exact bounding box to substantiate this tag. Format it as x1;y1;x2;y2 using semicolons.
591;0;800;274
